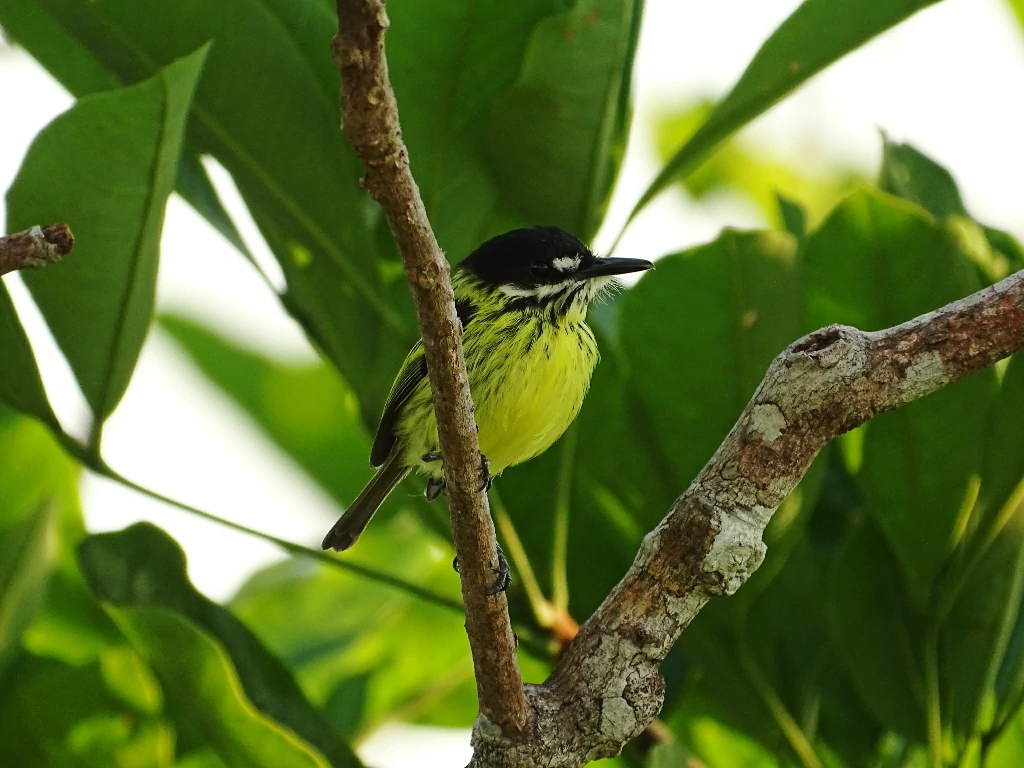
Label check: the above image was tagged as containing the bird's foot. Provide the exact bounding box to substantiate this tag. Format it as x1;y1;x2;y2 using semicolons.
425;476;446;501
452;542;511;595
422;451;490;495
478;453;492;493
486;543;511;594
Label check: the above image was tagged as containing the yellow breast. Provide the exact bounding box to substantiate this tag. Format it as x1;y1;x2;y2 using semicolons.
471;312;598;473
397;306;599;477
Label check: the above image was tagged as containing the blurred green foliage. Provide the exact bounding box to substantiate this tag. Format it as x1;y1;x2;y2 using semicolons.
2;0;1024;766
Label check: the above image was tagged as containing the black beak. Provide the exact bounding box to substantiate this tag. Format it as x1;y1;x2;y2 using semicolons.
575;256;654;280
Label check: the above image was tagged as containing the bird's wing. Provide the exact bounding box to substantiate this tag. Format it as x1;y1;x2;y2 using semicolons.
370;344;427;467
369;297;478;468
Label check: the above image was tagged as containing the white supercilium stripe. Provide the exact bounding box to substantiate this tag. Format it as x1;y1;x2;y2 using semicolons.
498;280;575;300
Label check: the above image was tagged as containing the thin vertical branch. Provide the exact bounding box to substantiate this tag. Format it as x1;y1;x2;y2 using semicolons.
332;0;527;735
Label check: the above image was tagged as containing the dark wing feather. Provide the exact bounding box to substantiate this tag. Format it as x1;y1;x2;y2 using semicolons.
368;297;478;467
370;347;427;467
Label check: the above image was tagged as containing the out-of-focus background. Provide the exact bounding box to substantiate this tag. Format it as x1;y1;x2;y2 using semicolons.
2;1;1023;766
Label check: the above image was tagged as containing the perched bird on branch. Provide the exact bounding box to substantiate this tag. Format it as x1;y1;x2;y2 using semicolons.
322;227;652;589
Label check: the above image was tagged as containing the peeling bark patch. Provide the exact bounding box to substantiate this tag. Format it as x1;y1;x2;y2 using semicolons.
651;500;720;592
749;403;787;442
737;432;815;494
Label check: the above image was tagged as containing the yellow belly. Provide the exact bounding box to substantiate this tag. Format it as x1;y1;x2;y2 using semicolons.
396;309;599;477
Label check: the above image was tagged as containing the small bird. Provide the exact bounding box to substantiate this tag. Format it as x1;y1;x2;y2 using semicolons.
321;227;652;583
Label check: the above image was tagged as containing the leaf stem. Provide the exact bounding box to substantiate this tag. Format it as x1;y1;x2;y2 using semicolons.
492;491;556;628
551;425;578;613
56;432;463;612
924;621;944;768
736;639;822;768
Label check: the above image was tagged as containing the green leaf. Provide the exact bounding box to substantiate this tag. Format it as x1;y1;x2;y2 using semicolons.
966;356;1024;731
482;0;643;238
387;0;642;256
802;187;993;596
108;606;331;768
0;504;55;675
0;0;407;406
943;512;1024;737
876;138;1024;283
0;284;57;428
0;414;80;534
777;193;807;239
620;229;801;489
230;517;472;732
0;0;252;263
624;0;942;227
879;136;966;219
6;47;208;424
828;520;926;741
78;523;363;768
0;652;169;768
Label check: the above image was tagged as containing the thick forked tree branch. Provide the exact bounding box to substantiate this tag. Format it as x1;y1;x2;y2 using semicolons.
333;0;528;734
469;269;1024;767
0;223;74;276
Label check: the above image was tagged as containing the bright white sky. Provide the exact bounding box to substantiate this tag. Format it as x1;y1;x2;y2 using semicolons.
2;1;1023;765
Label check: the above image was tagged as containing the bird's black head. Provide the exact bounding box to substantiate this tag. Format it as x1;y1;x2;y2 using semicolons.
458;227;652;308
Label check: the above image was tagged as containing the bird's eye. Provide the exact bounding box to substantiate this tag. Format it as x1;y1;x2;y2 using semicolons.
530;262;551;279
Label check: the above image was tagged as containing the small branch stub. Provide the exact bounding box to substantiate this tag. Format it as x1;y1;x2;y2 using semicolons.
0;223;74;277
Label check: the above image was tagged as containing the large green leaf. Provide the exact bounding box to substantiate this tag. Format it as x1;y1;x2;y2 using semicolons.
623;0;943;228
879;137;966;220
0;0;407;402
620;229;801;489
388;0;643;257
78;523;363;768
482;0;642;238
0;412;121;668
0;652;173;768
6;47;208;424
0;0;248;250
0;285;57;428
0;504;55;675
229;515;476;732
108;606;331;768
944;356;1024;736
878;138;1024;282
802;187;993;597
828;520;926;741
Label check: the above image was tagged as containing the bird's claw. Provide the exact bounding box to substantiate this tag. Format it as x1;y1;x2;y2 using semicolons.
423;452;490;497
478;453;492;493
451;543;511;595
425;476;446;501
484;543;511;595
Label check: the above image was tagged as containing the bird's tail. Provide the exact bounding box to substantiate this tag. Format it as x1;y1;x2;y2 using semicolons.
322;453;411;551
